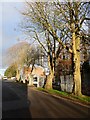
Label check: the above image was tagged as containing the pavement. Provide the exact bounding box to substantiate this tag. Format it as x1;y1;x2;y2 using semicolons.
1;80;90;118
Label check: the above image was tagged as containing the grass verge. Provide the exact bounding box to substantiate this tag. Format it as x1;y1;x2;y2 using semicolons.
37;87;90;104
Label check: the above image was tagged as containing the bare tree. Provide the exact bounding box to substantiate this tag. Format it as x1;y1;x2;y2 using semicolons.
20;1;90;95
5;42;41;80
20;2;64;89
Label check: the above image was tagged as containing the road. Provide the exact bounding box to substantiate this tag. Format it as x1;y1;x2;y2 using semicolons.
2;80;31;119
2;80;90;118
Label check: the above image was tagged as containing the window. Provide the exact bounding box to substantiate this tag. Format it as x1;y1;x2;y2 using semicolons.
33;77;37;82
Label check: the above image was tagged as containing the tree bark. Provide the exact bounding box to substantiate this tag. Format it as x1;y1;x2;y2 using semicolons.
45;71;53;89
16;69;20;81
72;32;82;96
45;54;54;89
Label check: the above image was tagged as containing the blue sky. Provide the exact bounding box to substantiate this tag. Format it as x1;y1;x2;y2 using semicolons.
2;2;24;51
0;0;42;71
0;1;25;69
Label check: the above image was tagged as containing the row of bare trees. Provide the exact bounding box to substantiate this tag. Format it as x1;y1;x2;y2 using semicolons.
5;42;44;80
20;1;90;96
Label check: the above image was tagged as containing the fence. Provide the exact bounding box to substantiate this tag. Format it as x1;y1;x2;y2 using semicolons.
60;75;74;93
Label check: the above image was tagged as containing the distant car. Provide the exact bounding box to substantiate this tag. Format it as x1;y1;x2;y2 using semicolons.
3;76;7;80
11;77;16;80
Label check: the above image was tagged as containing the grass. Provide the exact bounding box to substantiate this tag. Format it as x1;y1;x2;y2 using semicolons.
37;87;90;103
71;94;90;102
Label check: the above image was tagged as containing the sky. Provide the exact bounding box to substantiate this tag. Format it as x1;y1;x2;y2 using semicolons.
0;0;49;73
0;0;88;72
2;2;24;51
0;1;25;70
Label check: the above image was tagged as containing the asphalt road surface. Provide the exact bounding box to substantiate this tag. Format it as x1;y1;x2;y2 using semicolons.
2;80;31;119
2;80;90;118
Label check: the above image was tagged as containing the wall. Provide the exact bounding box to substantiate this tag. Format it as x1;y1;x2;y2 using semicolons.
60;75;74;93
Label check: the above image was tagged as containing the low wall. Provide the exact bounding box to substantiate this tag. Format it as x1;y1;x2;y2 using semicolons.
60;75;74;93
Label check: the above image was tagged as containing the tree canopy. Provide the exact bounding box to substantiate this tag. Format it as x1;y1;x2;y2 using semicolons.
4;63;17;78
20;1;90;95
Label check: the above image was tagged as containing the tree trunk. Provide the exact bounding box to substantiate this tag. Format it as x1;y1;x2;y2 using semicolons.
16;69;20;81
73;52;82;96
45;54;54;89
45;71;53;89
72;32;82;96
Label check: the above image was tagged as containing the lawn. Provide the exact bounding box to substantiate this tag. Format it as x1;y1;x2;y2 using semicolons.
37;87;90;103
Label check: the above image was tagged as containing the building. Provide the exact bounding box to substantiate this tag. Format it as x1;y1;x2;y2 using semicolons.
21;65;46;87
54;48;73;92
56;47;90;95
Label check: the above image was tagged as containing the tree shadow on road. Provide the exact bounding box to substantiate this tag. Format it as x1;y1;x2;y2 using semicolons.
2;80;32;119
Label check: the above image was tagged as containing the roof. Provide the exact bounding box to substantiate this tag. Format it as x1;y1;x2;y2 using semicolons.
23;65;45;77
32;66;45;77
